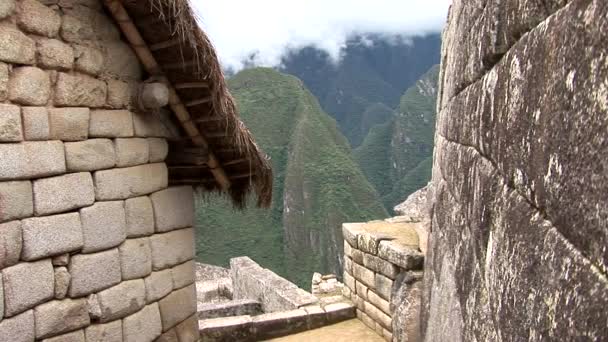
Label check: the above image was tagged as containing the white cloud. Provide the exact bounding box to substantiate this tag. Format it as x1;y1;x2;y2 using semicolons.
190;0;451;71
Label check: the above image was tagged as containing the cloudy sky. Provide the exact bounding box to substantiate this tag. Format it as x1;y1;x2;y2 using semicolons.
191;0;452;71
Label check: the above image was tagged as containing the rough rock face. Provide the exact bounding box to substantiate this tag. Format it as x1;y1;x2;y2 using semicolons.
393;184;429;221
423;1;608;341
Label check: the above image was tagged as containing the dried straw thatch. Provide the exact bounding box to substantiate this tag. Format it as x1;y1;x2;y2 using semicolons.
104;0;272;207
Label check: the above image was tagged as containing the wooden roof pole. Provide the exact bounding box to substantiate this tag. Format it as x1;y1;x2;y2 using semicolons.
103;0;231;190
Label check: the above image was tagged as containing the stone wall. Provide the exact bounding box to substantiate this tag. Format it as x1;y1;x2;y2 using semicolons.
0;1;197;341
424;0;608;341
342;220;424;342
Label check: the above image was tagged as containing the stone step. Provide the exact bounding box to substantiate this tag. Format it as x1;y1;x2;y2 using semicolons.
197;299;262;319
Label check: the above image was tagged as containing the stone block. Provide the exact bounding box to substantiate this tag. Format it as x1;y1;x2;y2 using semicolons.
122;303;162;342
37;38;73;70
383;329;393;342
80;201;126;253
106;79;130;109
114;138;149;167
84;321;122;342
33;172;94;215
171;260;195;289
102;41;142;80
3;260;54;317
0;181;33;223
358;232;393;255
197;300;262;320
0;142;64;180
355;281;369;300
357;309;375;330
42;330;85;342
363;253;399;279
22;107;50;140
119;237;152;280
343;271;355;293
21;213;83;261
89;110;134;138
55;73;107;107
324;302;356;323
302;305;327;329
363;301;391;330
95;279;146;323
65;139;116;171
175;314;198;342
62;5;119;40
377;240;424;270
94;163;168;200
0;310;35;342
150;186;194;232
199;315;253;342
150;228;195;271
144;269;173;303
73;45;104;76
60;15;94;43
351;247;364;264
52;254;69;267
344;240;353;257
0;221;21;270
68;249;121;297
0;1;14;19
156;330;178;342
132;111;172;138
158;284;196;330
54;267;70;299
375;274;393;301
368;290;391;316
18;0;61;37
48;107;90;141
342;223;364;248
352;262;375;288
125;196;154;237
344;256;353;274
0;26;35;64
0;104;23;142
251;309;309;339
0;62;8;101
9;67;51;106
147;138;168;162
34;299;89;339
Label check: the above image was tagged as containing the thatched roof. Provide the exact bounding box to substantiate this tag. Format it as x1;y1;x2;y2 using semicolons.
104;0;272;207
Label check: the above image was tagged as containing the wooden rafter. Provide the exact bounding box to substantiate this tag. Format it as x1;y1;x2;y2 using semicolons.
103;0;231;190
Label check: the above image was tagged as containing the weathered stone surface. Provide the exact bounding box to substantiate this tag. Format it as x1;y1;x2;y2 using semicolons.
363;253;399;279
114;138;149;167
377;240;423;271
0;181;33;223
147;138;168;162
122;303;162;342
394;184;430;221
89;110;134;138
374;274;393;301
357;231;393;256
363;301;391;331
139;83;169;110
84;321;122;342
199;315;253;342
150;228;195;271
171;260;195;289
94;163;168;200
52;254;69;267
392;274;422;342
158;284;196;330
65;139;115;171
144;269;173;303
343;271;355;293
251;309;309;339
150;186;194;232
95;279;146;322
37;38;74;70
357;309;375;330
0;310;35;342
324;302;356;323
156;329;178;342
0;26;35;65
3;260;54;316
42;330;85;342
0;1;15;19
62;5;119;41
352;262;375;288
21;213;83;260
68;249;121;297
102;41;142;80
33;172;95;215
0;141;66;180
174;314;198;342
60;15;93;42
0;62;8;100
106;80;130;109
34;299;89;339
55;73;107;107
9;67;51;105
119;237;152;280
342;223;364;248
355;281;368;301
0;104;23;142
132;111;174;138
18;0;61;37
73;45;104;76
197;300;262;320
54;267;71;299
368;290;390;316
0;220;21;271
80;201;126;253
124;196;154;237
22;107;50;141
48;107;90;141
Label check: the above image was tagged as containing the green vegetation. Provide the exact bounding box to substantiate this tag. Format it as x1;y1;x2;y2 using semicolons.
354;65;439;212
195;68;387;288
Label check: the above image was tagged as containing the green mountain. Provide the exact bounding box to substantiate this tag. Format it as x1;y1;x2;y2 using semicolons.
354;65;439;212
195;68;388;288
